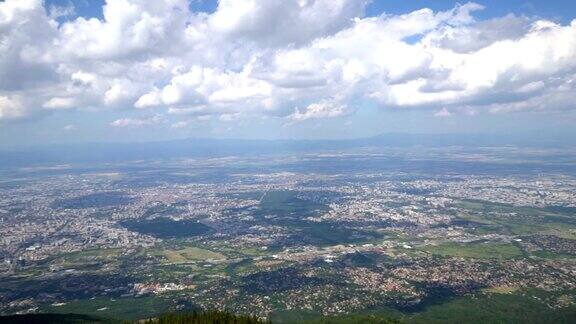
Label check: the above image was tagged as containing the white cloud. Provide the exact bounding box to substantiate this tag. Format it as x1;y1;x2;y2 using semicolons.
219;113;241;122
43;97;76;110
171;121;189;129
1;0;576;124
424;14;531;53
434;108;453;118
104;79;143;107
0;96;27;120
48;2;75;20
55;0;191;60
137;65;272;110
0;0;59;91
135;88;163;108
63;124;77;131
289;99;351;122
209;0;368;46
71;71;97;86
110;115;164;127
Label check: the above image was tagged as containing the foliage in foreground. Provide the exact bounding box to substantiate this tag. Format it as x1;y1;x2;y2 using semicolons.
145;311;270;324
0;313;105;324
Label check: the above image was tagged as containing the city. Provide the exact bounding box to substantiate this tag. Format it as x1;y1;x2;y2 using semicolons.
1;147;575;322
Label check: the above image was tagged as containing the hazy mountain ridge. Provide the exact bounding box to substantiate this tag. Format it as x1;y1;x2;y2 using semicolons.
1;132;574;168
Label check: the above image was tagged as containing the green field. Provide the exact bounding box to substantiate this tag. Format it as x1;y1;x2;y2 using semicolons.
455;199;576;238
53;248;124;267
422;241;524;259
160;246;226;264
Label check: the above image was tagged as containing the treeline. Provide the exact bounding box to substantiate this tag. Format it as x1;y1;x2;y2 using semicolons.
0;310;402;324
144;311;270;324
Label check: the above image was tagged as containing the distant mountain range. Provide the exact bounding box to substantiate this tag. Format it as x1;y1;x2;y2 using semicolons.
0;132;574;168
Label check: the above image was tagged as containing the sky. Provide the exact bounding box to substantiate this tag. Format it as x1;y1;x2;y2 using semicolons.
1;0;576;147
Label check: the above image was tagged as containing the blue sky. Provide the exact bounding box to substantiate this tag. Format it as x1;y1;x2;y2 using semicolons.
367;0;576;22
45;0;576;23
1;0;576;147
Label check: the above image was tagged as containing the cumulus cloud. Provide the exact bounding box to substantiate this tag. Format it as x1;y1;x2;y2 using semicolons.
1;0;576;124
289;99;351;121
424;14;531;53
208;0;369;46
0;96;27;120
55;0;191;60
0;0;59;92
